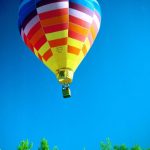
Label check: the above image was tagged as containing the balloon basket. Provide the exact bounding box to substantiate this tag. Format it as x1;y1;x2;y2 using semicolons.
62;84;71;98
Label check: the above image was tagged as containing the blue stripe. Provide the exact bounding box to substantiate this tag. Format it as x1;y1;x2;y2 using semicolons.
19;2;35;24
19;0;31;10
93;1;101;16
35;0;42;4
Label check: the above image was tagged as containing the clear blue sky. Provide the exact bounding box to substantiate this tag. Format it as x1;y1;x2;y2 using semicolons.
0;0;150;149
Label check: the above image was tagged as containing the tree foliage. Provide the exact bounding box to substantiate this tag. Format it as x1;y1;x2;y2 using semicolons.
17;140;33;150
38;139;50;150
100;138;112;150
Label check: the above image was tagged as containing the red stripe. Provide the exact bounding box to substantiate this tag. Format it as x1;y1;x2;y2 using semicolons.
69;30;85;42
39;8;68;20
43;49;53;61
34;36;47;50
69;15;90;29
44;23;68;33
24;34;34;52
69;2;93;17
49;38;67;47
27;22;41;40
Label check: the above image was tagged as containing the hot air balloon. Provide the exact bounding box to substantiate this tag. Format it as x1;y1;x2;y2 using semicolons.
18;0;101;98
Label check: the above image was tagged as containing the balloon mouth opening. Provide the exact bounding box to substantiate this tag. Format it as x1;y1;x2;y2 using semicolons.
56;68;74;84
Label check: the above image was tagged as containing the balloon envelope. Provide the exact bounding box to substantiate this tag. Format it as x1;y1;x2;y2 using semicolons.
18;0;101;84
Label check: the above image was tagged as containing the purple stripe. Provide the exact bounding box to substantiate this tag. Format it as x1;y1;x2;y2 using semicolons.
69;2;93;17
22;10;37;30
37;0;68;7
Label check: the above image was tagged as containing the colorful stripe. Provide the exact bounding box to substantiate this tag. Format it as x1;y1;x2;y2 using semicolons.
69;16;91;28
69;23;89;36
46;30;68;41
69;30;85;42
37;2;68;14
42;49;53;61
40;15;68;27
49;38;67;48
68;46;80;55
38;8;68;20
43;23;68;33
69;8;93;24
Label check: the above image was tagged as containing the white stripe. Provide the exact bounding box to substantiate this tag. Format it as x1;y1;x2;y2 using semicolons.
24;16;39;35
69;8;93;24
37;2;68;14
93;14;101;30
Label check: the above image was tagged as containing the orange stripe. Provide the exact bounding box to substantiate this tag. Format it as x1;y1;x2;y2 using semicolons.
30;28;44;46
41;15;68;27
68;45;80;55
82;44;87;56
49;38;67;47
69;22;89;36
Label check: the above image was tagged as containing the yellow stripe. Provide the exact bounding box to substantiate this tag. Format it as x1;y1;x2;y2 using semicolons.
68;37;83;49
76;50;85;70
38;42;50;56
66;51;84;72
34;48;39;58
46;30;68;41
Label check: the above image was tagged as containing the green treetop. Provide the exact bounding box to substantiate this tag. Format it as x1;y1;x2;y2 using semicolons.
17;140;33;150
38;139;50;150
